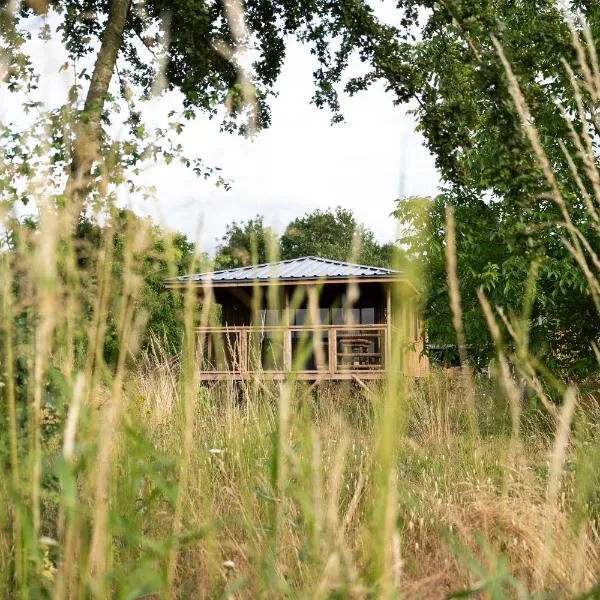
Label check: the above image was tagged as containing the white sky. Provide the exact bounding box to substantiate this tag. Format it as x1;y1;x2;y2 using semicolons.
1;12;440;255
135;39;440;253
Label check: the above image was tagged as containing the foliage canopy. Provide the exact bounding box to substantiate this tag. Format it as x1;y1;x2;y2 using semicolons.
215;207;396;269
387;2;600;377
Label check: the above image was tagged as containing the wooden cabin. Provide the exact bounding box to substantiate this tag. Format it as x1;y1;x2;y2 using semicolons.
164;256;429;381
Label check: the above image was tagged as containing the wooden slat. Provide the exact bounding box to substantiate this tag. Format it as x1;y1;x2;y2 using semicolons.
194;324;387;333
336;352;382;357
198;371;389;381
195;323;396;379
337;365;384;371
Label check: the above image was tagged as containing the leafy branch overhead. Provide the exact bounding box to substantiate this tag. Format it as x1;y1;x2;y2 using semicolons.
2;0;407;207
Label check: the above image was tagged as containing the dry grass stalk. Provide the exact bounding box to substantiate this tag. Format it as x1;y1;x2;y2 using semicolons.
88;218;150;591
307;285;326;372
30;199;60;538
445;205;479;437
166;252;210;595
215;0;259;133
536;386;577;587
477;289;522;464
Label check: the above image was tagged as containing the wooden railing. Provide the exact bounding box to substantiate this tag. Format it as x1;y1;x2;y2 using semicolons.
195;324;388;376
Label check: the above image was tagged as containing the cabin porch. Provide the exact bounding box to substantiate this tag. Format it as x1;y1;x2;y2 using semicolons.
196;323;390;380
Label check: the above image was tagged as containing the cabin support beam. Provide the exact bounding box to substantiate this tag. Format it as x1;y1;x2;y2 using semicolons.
385;286;392;373
328;328;335;376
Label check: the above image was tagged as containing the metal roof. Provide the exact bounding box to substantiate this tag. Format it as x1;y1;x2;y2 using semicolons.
167;256;403;285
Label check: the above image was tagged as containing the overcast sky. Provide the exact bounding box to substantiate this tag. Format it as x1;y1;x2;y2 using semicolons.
2;12;440;255
136;39;440;253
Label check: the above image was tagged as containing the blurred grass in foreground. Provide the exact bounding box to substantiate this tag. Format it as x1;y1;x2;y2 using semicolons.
0;196;599;598
4;16;600;600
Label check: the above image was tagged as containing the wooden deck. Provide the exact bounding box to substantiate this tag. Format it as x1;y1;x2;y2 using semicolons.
195;323;416;381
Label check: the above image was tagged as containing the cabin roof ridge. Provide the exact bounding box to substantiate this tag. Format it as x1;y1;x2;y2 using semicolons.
164;254;404;286
296;255;399;272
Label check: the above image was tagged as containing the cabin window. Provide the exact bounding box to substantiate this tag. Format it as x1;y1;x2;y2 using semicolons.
293;309;307;325
257;309;283;326
293;308;329;326
331;308;375;325
289;307;377;326
361;307;375;324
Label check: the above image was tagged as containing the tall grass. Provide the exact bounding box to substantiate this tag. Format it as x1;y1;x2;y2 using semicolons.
1;200;599;598
3;15;600;600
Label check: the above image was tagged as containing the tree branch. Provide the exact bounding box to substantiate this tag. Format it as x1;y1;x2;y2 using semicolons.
65;0;132;211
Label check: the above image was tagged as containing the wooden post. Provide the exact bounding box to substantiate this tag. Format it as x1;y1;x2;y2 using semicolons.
284;291;292;372
328;327;335;375
385;286;392;373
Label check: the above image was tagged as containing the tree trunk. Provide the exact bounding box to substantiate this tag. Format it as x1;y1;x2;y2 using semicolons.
65;0;132;209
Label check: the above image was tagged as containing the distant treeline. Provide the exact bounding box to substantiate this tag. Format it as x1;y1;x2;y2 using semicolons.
8;196;600;380
3;206;397;368
213;206;397;269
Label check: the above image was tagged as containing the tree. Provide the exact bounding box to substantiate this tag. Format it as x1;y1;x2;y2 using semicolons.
72;209;199;364
214;215;274;269
280;206;395;267
395;194;598;377
213;208;397;269
379;2;600;378
369;1;591;204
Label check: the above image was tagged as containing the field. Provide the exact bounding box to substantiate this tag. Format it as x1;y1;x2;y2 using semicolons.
2;83;600;600
1;283;599;598
4;2;600;598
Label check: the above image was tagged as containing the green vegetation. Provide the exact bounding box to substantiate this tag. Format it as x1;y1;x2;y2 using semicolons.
281;207;395;267
394;194;599;377
72;210;199;362
4;209;198;365
215;207;396;269
387;2;600;378
2;0;600;598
